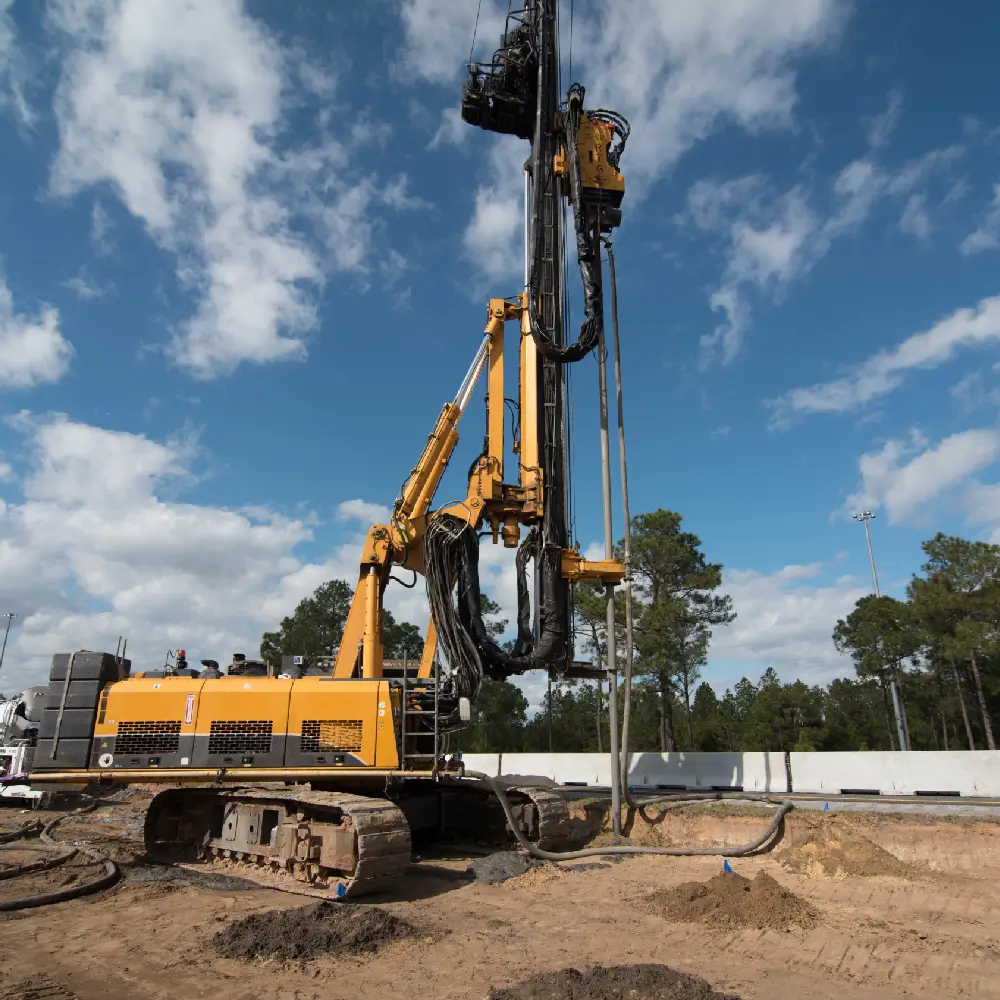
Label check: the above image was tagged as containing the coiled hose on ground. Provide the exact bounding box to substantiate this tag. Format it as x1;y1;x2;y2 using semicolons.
0;800;120;911
463;771;794;862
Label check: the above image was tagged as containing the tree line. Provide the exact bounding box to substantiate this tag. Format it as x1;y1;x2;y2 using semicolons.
258;510;1000;753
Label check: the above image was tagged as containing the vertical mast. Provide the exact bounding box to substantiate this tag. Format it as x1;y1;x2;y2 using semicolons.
530;0;570;666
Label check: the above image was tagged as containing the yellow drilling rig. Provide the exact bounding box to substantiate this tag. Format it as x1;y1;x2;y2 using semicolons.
27;0;632;899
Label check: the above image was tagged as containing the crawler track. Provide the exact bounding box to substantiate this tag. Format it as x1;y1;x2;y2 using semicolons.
505;784;574;850
144;786;412;900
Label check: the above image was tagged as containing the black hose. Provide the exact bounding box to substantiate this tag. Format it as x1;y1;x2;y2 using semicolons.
0;849;77;880
462;771;793;862
0;820;42;844
0;801;120;911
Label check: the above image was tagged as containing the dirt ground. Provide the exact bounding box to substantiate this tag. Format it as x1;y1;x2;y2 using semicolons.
1;789;999;1000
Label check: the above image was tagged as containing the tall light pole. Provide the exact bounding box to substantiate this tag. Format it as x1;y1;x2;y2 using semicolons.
852;512;908;751
0;612;17;675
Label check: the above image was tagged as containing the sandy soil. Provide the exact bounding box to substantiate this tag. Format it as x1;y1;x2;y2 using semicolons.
1;790;999;1000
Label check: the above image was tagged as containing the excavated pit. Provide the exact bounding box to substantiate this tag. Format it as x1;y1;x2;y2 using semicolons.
487;964;742;1000
778;827;915;878
646;870;819;931
212;901;417;964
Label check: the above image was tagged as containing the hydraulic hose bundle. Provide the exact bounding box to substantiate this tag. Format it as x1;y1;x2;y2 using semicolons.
524;83;603;364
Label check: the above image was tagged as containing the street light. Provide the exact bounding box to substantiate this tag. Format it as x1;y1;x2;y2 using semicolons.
0;612;17;675
851;512;908;751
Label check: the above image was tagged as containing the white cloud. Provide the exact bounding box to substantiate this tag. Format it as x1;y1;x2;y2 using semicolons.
768;294;1000;426
572;0;848;194
898;193;931;240
0;412;322;694
844;427;1000;524
961;182;1000;255
0;271;74;390
335;499;391;526
398;0;508;86
428;106;467;151
0;0;30;125
90;202;113;256
46;0;414;380
64;269;109;301
691;179;818;365
709;562;866;686
865;88;902;149
0;459;12;481
950;370;1000;413
460;138;526;288
692;143;965;367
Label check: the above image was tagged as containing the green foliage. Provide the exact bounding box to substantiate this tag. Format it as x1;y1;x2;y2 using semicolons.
461;677;529;752
261;579;355;664
260;578;425;666
627;509;735;751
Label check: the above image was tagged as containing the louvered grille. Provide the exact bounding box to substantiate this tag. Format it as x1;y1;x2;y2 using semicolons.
116;720;181;755
97;686;111;725
301;719;363;753
208;720;273;755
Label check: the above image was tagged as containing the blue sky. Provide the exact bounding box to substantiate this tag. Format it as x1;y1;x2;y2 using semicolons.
1;0;1000;709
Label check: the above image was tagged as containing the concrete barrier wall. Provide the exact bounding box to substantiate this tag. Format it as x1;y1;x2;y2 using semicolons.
460;751;790;793
788;751;1000;797
460;751;1000;797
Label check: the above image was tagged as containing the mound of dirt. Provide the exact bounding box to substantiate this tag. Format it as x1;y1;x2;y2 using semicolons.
779;828;914;878
646;871;818;931
213;901;417;964
487;964;741;1000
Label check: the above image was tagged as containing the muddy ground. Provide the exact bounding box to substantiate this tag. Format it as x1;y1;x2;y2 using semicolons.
1;788;999;999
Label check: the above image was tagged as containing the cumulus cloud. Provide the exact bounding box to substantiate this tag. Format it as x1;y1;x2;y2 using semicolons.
710;562;866;686
844;427;1000;524
335;498;391;526
768;294;1000;427
460;138;527;289
0;271;74;390
45;0;420;380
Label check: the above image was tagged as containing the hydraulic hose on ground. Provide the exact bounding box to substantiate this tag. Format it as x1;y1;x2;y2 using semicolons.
0;800;120;911
462;771;793;862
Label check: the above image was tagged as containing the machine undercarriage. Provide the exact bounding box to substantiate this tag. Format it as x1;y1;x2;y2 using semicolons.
142;779;582;899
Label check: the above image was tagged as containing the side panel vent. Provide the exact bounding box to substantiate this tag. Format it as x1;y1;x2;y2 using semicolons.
116;720;181;755
208;720;273;755
301;719;363;753
97;686;111;725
